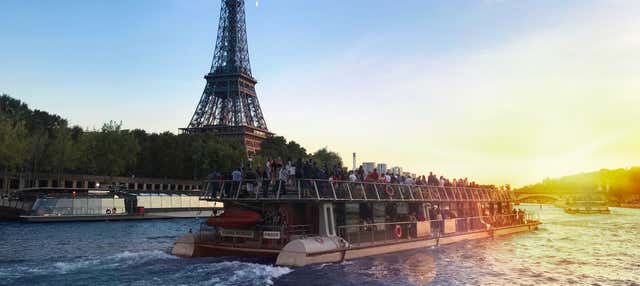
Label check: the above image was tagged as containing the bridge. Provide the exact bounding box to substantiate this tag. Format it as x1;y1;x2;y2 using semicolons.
513;193;562;203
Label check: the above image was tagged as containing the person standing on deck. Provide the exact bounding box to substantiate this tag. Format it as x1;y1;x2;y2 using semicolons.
232;168;243;196
207;171;221;198
278;167;289;196
265;159;272;180
349;171;358;182
295;158;304;181
286;159;295;186
261;168;270;198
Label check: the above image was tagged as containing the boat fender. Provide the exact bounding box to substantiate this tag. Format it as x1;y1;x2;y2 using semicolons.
394;225;402;238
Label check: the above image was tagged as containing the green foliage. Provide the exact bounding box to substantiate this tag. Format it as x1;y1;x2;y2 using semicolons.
0;94;246;179
0;115;30;171
516;168;640;202
254;137;343;171
311;147;343;169
0;94;344;180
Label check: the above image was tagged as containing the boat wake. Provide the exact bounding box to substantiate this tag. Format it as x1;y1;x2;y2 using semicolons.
1;250;292;286
172;261;292;286
53;250;177;273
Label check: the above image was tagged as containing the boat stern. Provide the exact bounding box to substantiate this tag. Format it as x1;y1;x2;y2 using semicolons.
171;233;198;258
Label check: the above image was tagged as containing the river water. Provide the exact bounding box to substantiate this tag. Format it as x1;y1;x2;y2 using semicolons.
0;205;638;285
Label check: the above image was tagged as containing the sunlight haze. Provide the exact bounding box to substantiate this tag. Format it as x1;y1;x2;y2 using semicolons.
1;0;638;187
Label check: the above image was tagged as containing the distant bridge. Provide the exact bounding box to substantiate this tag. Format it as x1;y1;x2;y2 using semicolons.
513;193;562;203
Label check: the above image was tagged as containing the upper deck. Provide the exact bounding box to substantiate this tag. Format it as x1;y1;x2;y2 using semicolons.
200;179;513;203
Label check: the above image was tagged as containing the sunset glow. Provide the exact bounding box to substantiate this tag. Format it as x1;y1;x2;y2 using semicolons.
1;0;639;186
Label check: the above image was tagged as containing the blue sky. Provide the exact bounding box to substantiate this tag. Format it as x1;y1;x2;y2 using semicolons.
1;0;639;186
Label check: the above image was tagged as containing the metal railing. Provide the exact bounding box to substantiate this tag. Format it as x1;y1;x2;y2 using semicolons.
336;213;538;246
200;179;513;203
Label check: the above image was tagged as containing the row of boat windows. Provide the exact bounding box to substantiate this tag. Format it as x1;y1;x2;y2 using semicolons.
32;195;217;216
0;178;202;191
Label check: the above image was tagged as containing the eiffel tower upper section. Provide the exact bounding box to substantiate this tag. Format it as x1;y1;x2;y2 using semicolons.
183;0;272;157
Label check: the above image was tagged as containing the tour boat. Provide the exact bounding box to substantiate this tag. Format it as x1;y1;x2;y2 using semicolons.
0;186;220;222
564;200;610;214
171;179;540;267
561;194;610;214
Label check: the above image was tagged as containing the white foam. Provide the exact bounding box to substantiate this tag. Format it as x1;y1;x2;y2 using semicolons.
183;261;292;286
51;250;176;273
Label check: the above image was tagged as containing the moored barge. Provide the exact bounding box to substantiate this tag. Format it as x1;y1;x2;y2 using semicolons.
172;179;540;266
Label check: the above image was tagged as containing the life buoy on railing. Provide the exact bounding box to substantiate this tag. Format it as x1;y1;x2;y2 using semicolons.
394;225;402;238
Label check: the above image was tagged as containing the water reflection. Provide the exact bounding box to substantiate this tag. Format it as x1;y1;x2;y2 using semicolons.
402;252;436;285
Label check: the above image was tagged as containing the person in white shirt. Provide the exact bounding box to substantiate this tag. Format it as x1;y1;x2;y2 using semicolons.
405;176;414;185
349;171;358;182
278;167;289;195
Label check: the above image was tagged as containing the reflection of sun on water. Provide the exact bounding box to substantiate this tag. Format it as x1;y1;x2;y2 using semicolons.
402;252;437;285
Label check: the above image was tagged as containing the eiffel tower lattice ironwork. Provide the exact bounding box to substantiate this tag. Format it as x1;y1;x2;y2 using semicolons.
182;0;272;157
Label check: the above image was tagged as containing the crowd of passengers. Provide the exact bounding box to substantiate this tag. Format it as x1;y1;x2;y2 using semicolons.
207;157;499;198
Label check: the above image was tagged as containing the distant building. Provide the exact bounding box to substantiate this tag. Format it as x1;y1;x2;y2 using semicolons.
402;172;416;178
391;166;403;176
362;162;376;175
377;163;388;175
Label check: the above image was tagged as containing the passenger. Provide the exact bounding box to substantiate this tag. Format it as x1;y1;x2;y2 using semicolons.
408;212;417;238
436;208;443;233
286;159;295;185
417;211;427;221
207;170;221;198
371;169;379;181
112;207;117;214
231;168;243;195
295;158;304;182
245;167;257;195
265;159;272;179
261;168;270;198
348;171;358;182
279;167;289;195
518;209;525;224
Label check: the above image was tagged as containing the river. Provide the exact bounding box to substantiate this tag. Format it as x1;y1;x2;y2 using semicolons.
0;205;638;285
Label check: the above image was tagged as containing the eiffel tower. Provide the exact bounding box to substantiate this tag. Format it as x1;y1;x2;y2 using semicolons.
182;0;272;158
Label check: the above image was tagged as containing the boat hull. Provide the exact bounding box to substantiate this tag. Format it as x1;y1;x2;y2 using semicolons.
172;222;541;267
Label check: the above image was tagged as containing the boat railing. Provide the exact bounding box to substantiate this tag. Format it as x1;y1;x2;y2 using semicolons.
200;179;512;203
336;213;537;247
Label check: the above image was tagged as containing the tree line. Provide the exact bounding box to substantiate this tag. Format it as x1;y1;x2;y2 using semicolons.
515;168;640;203
0;94;343;180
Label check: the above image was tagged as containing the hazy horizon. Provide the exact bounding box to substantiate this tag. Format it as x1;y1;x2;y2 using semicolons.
2;0;639;187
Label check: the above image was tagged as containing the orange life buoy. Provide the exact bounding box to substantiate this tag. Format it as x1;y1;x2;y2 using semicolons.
394;224;402;238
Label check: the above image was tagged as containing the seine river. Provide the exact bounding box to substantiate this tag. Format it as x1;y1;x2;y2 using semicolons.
1;205;638;285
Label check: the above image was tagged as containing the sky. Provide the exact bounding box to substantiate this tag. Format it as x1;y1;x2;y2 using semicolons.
1;0;639;187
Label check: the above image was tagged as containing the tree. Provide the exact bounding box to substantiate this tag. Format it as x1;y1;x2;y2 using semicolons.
0;116;30;171
311;147;343;170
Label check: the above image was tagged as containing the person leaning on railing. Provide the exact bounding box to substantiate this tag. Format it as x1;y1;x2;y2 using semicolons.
261;168;270;198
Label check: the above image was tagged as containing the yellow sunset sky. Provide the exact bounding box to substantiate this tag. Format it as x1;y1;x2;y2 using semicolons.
2;1;639;187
